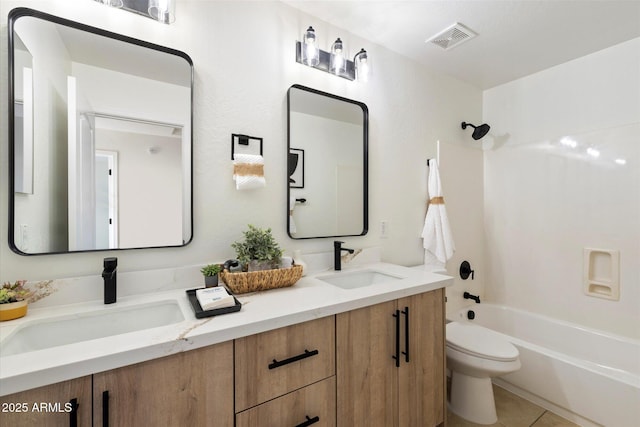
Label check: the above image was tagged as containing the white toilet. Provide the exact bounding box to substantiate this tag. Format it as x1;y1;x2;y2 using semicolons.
446;321;521;425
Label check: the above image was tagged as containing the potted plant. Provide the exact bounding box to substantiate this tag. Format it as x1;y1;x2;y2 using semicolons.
201;264;223;287
231;225;284;272
0;280;33;321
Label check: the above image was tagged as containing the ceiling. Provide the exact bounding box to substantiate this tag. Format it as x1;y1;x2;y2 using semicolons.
284;0;640;89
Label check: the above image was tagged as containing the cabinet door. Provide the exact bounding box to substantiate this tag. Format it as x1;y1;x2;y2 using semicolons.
398;289;445;427
336;300;398;427
0;376;92;427
93;341;234;427
236;376;336;427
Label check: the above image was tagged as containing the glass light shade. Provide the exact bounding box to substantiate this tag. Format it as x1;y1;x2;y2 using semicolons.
148;0;176;24
96;0;124;7
355;49;370;82
330;38;346;74
302;26;319;66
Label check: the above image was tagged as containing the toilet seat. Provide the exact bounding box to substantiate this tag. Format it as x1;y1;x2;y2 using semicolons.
446;322;519;362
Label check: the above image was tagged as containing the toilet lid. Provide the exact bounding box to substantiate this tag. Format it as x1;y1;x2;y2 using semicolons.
446;322;519;362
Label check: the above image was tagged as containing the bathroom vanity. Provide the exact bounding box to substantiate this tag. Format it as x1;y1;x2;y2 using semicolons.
0;263;450;427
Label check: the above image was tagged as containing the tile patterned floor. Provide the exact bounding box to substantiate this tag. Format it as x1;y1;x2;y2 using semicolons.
447;384;580;427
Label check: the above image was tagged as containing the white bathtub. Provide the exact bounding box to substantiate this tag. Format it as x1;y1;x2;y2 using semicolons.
451;304;640;427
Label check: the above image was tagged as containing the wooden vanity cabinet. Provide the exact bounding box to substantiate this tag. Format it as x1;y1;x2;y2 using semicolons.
1;341;233;427
235;316;336;426
236;376;336;427
0;376;92;427
1;287;446;427
94;340;234;426
336;288;446;427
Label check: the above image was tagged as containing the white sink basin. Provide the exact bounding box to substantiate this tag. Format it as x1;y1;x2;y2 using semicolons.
1;300;184;356
318;269;404;290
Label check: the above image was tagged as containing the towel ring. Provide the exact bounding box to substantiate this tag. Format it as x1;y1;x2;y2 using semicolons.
231;134;263;160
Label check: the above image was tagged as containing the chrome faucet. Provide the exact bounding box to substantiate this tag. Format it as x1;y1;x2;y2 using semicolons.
334;241;354;271
102;257;118;304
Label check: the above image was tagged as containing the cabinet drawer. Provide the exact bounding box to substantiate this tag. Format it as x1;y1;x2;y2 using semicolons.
236;376;336;427
235;316;335;411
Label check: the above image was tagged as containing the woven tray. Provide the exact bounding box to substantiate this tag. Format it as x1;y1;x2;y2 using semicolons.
219;264;303;294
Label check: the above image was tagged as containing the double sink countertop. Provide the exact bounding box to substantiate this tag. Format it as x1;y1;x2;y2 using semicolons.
0;262;452;396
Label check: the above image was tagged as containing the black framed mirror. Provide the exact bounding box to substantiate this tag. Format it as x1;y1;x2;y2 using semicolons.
287;84;368;239
8;8;193;255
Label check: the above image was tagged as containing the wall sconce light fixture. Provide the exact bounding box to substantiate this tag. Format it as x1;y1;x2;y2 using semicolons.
93;0;175;24
353;48;369;82
296;26;369;82
301;26;320;66
148;0;176;24
95;0;124;7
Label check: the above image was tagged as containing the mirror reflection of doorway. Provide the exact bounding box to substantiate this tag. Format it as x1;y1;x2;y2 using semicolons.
95;151;118;249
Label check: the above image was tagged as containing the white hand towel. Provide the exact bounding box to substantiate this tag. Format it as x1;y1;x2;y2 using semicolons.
289;196;297;234
421;159;455;264
233;153;266;190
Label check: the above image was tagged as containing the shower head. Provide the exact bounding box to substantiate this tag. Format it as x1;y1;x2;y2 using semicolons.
461;122;490;140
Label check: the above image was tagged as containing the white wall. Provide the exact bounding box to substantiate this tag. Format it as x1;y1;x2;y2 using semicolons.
0;1;482;290
483;38;640;339
13;14;71;253
289;111;362;237
438;141;485;318
95;129;183;248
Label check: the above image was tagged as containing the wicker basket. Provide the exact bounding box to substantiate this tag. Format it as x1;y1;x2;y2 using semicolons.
220;264;303;294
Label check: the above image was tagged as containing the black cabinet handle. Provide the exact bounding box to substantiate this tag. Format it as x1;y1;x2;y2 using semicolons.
268;349;319;370
295;415;320;427
392;309;400;367
68;398;78;427
102;391;109;427
402;307;410;363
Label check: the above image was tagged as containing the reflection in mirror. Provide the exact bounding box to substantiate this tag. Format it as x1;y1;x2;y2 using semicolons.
8;8;193;254
13;33;33;195
287;85;368;239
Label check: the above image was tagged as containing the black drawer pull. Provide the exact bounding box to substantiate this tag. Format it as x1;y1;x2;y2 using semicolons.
269;349;319;370
102;391;109;427
402;306;410;363
296;415;320;427
68;398;78;427
392;310;400;367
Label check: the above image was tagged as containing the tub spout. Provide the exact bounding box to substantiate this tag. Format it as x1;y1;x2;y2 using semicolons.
463;291;480;304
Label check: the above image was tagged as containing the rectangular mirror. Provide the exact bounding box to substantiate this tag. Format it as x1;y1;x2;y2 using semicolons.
8;8;193;255
287;84;368;239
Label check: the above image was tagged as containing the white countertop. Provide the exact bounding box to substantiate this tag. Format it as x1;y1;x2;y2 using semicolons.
0;262;451;396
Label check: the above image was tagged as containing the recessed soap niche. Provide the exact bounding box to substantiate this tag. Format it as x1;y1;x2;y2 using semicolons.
583;248;620;301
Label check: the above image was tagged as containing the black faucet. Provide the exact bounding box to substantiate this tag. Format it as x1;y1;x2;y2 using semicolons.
463;291;480;304
334;241;354;271
102;257;118;304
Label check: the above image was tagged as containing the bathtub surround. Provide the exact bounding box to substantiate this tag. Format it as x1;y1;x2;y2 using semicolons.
483;37;640;340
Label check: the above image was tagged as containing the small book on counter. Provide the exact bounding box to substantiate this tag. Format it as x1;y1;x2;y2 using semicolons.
195;286;236;310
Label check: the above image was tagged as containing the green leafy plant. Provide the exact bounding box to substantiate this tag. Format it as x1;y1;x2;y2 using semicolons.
231;225;283;270
200;264;222;277
0;280;33;304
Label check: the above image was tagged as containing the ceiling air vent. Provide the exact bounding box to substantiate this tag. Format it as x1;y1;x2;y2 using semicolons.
426;22;477;50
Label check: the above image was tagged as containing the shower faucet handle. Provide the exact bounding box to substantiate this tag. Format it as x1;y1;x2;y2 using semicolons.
460;260;475;280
